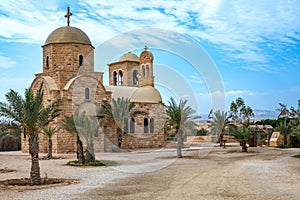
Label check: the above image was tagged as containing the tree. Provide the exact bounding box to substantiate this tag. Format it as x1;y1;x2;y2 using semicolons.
61;115;85;164
275;118;292;147
231;126;253;152
210;110;230;146
99;97;147;148
230;97;254;125
74;111;98;163
165;97;199;158
0;85;61;185
42;126;59;159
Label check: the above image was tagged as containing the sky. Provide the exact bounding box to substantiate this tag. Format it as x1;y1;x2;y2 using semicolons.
0;0;300;115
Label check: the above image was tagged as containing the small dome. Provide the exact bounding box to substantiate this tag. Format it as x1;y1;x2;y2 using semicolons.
131;86;162;103
45;26;92;45
119;52;139;62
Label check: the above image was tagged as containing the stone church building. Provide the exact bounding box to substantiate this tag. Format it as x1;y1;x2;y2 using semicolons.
21;10;166;153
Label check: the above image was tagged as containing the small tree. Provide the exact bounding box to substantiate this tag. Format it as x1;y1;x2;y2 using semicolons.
74;111;98;163
61;115;85;164
210;110;230;146
230;97;254;125
42;126;59;159
275;118;292;147
165;97;199;158
231;126;253;152
99;97;147;148
0;85;62;185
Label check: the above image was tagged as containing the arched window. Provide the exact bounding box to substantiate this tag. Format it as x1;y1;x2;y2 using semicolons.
79;55;83;66
85;88;89;99
46;56;49;68
150;118;154;133
130;118;135;133
144;118;149;133
124;118;128;134
142;66;145;77
146;65;149;76
118;70;123;85
113;71;117;85
94;131;99;137
133;70;138;85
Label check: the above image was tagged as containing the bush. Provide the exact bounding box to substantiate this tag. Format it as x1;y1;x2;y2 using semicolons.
66;160;119;167
196;128;208;136
290;135;300;148
0;134;21;151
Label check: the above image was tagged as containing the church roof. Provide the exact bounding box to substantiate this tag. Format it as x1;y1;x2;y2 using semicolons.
119;52;139;62
105;86;162;103
44;26;92;45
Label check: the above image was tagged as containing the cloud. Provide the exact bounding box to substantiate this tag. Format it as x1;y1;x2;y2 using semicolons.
0;0;299;71
198;90;254;97
0;55;16;68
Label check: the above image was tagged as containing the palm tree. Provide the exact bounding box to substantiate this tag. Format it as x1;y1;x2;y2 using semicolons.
99;97;147;148
42;126;59;159
231;126;253;152
165;97;198;158
210;110;230;146
0;85;61;185
61;115;85;164
275;118;292;147
74;111;98;163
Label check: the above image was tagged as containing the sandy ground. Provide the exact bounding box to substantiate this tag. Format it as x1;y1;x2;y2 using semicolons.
0;145;300;200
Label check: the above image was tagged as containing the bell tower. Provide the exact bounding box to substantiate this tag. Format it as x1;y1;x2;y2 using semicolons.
41;7;95;89
139;46;154;87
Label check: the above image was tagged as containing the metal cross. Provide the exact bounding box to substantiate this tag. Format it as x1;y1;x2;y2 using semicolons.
64;6;72;26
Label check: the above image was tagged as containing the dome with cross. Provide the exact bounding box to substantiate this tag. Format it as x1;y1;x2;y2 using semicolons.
44;26;92;45
44;7;91;46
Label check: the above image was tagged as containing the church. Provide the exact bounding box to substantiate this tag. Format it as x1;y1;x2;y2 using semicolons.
21;8;166;153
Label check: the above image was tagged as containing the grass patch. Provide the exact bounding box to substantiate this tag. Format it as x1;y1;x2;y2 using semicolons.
292;154;300;158
66;160;119;167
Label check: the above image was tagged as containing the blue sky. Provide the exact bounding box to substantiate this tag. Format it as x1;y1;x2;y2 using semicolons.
0;0;300;115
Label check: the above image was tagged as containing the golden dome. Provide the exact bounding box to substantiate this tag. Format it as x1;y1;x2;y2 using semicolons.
45;26;92;45
131;86;162;103
105;86;162;104
119;52;139;62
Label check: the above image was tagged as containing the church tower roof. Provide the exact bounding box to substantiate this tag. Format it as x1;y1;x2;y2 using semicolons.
119;52;139;62
44;26;92;45
44;7;92;46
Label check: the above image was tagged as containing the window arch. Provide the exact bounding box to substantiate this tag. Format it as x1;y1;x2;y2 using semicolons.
142;66;145;77
146;65;149;76
46;56;49;68
113;71;117;85
124;118;129;134
79;55;83;66
133;70;139;85
150;118;154;133
85;88;90;99
118;70;123;85
130;118;135;133
144;118;149;133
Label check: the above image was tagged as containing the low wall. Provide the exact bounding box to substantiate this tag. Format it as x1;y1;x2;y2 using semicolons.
187;136;212;143
187;135;238;143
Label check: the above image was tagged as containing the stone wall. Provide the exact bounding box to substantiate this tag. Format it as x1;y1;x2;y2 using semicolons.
96;103;167;150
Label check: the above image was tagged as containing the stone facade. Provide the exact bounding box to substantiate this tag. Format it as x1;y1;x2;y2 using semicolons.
21;24;166;154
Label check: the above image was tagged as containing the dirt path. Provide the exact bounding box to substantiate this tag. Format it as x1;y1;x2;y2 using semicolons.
81;148;300;200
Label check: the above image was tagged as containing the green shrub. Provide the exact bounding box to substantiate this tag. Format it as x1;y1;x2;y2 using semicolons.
66;160;119;167
0;134;21;151
196;128;208;136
